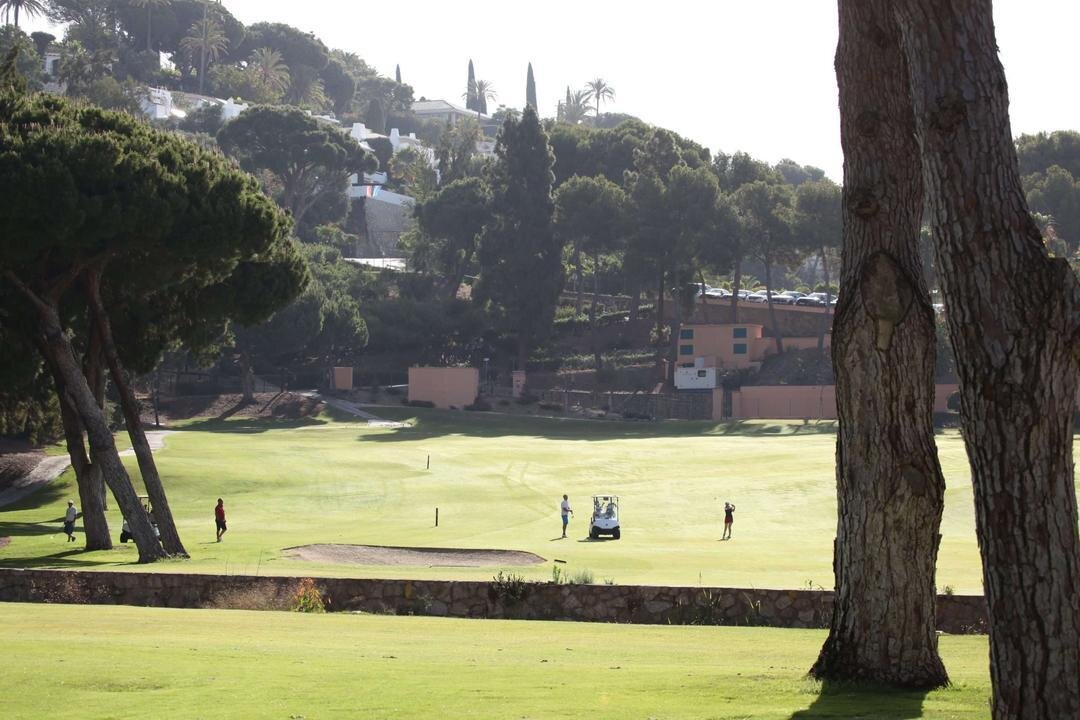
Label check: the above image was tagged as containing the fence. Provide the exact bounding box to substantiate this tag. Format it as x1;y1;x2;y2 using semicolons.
539;389;713;420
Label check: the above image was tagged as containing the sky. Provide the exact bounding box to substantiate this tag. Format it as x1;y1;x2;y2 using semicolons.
24;0;1079;180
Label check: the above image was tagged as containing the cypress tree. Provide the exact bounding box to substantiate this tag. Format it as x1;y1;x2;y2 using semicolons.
395;64;401;84
526;62;537;110
466;59;478;111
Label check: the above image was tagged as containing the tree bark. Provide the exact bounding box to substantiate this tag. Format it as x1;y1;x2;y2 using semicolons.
668;268;683;385
574;245;584;317
818;245;832;351
698;270;710;324
893;1;1080;715
654;271;667;377
239;352;255;403
810;0;948;688
730;256;742;324
37;336;112;551
9;274;165;562
763;259;784;354
85;270;188;558
83;324;109;511
591;251;602;371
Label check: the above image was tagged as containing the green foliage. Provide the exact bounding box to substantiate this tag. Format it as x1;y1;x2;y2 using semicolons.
475;106;563;364
0;26;41;90
491;571;529;604
217;105;375;225
0;92;302;374
368;135;393;172
554;175;631;260
413;177;492;299
178;102;223;136
525;61;536;109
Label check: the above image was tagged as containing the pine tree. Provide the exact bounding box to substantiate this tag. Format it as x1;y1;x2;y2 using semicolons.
395;64;401;84
475;106;563;370
526;62;537;110
466;59;478;111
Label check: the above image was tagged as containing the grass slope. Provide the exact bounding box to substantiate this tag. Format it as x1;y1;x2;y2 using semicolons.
0;602;991;719
0;407;1016;591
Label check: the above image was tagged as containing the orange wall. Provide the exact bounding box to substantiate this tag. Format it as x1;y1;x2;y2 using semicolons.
408;367;479;409
717;383;963;420
680;323;829;370
331;367;353;391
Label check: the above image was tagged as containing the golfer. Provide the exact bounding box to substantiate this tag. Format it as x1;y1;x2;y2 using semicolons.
560;494;573;538
215;498;227;542
63;500;77;543
723;501;735;540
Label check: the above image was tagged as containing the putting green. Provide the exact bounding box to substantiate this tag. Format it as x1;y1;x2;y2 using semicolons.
0;602;991;719
0;406;1054;591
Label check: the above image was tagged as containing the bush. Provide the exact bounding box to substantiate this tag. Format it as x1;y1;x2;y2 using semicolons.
498;399;510;407
290;578;327;613
406;399;436;408
538;401;562;412
465;398;492;411
946;391;961;411
207;582;290;611
516;392;538;405
490;571;529;604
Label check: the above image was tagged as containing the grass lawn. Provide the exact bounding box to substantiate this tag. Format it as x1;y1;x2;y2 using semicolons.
0;406;1029;591
0;602;991;719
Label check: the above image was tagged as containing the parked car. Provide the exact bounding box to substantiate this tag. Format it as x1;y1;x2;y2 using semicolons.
705;288;730;298
746;292;769;303
795;295;826;307
771;291;803;305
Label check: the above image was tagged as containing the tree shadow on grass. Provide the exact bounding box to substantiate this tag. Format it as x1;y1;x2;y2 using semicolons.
176;415;329;434
789;680;930;719
352;407;838;443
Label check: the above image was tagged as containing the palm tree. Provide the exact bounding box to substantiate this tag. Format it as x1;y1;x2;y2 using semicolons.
0;0;45;28
180;7;228;93
461;79;495;116
473;79;495;116
563;89;591;125
129;0;171;53
583;78;615;118
247;47;290;99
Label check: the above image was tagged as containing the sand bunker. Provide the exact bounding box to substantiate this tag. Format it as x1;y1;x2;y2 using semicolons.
284;543;545;567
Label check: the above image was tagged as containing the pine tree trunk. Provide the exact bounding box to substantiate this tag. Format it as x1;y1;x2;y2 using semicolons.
40;340;112;551
574;245;584;317
654;272;666;376
83;326;108;511
668;268;682;385
893;1;1080;714
763;259;783;354
10;277;165;563
730;256;742;324
86;271;188;558
628;285;641;323
591;251;602;371
698;270;710;324
240;353;255;403
810;0;948;688
818;245;832;351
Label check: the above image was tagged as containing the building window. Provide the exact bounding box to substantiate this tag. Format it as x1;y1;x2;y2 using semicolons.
733;343;747;355
733;327;748;339
680;344;694;356
680;328;694;340
697;370;707;377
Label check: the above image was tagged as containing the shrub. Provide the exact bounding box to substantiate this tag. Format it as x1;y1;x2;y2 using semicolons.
207;582;290;611
946;391;961;411
491;571;529;604
498;399;510;407
465;398;492;411
538;401;562;412
516;392;538;405
290;578;327;613
406;399;436;408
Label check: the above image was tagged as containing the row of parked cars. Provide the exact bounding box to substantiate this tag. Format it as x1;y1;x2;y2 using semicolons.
698;285;837;307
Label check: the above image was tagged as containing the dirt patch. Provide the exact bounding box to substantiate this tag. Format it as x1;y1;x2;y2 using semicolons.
143;392;325;425
0;537;9;551
284;544;546;567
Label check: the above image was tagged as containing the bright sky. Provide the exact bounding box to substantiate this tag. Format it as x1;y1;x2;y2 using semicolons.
25;0;1079;180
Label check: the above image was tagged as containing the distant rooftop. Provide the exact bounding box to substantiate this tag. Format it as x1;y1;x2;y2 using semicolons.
412;99;488;119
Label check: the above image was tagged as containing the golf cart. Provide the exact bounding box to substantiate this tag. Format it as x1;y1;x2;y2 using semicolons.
119;495;160;543
589;495;621;540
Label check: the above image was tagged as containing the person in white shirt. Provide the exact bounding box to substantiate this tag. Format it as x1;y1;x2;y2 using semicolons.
63;501;77;543
560;495;573;538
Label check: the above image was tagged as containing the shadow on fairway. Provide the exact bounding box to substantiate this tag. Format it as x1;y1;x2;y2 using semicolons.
0;545;133;569
353;407;838;443
178;415;329;434
789;680;930;719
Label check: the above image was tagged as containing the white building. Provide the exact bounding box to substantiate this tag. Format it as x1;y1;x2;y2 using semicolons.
139;87;187;121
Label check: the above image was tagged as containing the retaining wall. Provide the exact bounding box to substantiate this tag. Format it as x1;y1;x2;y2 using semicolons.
0;569;987;633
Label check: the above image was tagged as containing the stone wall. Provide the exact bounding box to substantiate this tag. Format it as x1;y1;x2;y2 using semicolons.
0;569;987;633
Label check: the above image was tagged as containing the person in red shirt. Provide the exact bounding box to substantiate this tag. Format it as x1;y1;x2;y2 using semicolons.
215;498;227;542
